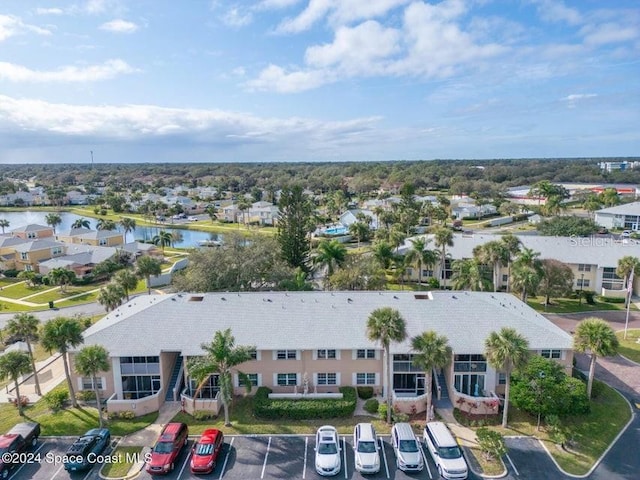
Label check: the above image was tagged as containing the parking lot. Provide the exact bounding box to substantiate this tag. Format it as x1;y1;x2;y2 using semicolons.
134;434;482;480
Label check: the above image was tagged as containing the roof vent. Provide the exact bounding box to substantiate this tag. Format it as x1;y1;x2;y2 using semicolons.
221;297;226;301
414;294;430;300
451;295;457;299
393;295;399;299
189;296;204;302
347;298;353;303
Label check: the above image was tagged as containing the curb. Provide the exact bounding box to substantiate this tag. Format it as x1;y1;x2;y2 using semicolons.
98;440;148;480
459;445;508;479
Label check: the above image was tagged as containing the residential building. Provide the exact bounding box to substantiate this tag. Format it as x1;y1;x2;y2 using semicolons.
594;202;640;231
398;233;640;297
599;161;640;173
13;239;66;272
56;228;124;247
451;203;497;220
10;224;54;240
38;244;120;278
71;291;572;418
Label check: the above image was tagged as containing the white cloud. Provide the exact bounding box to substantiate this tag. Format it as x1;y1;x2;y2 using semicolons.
100;19;139;34
581;22;639;46
0;95;384;151
246;64;332;93
35;8;65;16
0;14;52;41
305;21;400;75
562;93;597;109
531;0;582;26
257;0;302;10
221;7;253;27
0;59;137;83
276;0;410;33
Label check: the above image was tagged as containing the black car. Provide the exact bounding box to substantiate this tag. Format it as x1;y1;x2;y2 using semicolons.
64;428;111;471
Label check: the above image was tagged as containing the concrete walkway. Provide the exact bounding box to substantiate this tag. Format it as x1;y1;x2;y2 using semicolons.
119;401;182;447
0;353;66;404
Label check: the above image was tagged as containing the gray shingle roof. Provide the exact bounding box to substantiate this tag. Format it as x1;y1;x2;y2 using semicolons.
10;224;52;233
595;201;640;215
398;233;640;268
79;291;572;357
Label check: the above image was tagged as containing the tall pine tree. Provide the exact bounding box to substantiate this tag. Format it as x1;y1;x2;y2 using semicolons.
277;185;313;271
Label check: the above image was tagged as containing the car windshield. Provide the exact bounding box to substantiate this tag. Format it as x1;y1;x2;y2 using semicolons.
153;442;174;454
357;441;377;453
399;440;418;452
195;443;214;456
438;446;462;459
318;443;338;455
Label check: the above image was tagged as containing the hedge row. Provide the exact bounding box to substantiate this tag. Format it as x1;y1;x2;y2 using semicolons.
254;386;357;419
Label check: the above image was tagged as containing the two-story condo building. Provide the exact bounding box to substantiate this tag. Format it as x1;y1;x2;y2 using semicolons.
71;291;572;418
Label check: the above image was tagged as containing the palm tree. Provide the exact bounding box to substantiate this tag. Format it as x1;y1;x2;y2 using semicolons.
96;219;116;231
75;345;110;427
119;217;137;243
205;205;218;223
313;239;347;286
411;331;451;421
71;218;91;229
113;269;139;302
451;258;490;291
45;213;62;233
97;283;126;312
500;234;521;292
366;307;407;423
136;255;162;294
152;230;173;253
617;256;640;300
237;197;251;227
484;327;530;428
405;237;430;285
574;318;619;399
373;241;394;270
474;240;509;292
41;317;84;408
187;329;255;426
0;218;9;233
434;227;454;288
511;247;543;302
48;267;76;293
6;313;41;396
0;352;33;416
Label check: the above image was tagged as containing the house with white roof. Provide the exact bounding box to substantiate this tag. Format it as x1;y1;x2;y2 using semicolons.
398;233;640;297
71;291;572;418
594;202;640;231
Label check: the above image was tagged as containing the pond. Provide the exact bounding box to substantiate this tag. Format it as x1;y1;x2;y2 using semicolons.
0;211;222;249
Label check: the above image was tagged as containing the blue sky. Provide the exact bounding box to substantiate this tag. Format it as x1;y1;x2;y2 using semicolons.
0;0;639;164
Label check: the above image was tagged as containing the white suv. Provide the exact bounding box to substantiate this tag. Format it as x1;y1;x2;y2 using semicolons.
391;422;424;472
423;422;468;479
353;423;380;474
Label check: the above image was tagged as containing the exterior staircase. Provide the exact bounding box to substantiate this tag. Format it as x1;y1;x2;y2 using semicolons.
165;356;183;402
436;371;449;399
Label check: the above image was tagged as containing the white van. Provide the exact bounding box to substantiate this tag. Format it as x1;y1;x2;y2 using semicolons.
423;422;468;479
391;422;424;472
353;423;380;474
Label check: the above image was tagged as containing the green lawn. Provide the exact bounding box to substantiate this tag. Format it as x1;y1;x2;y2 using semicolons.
492;380;631;475
616;329;640;363
0;282;48;299
100;446;143;478
172;396;389;436
24;285;98;303
526;296;626;314
0;385;157;436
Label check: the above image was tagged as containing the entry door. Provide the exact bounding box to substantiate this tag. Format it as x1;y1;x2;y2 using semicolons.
416;375;425;395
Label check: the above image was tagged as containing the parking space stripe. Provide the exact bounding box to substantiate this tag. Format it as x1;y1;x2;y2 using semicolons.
342;436;348;479
260;436;272;479
506;453;520;476
177;446;191;479
379;437;390;479
302;436;308;479
218;436;234;480
418;436;432;479
81;467;95;480
50;462;65;479
8;440;46;480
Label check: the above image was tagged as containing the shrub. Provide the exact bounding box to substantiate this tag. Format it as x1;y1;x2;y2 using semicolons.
357;387;374;400
364;398;379;414
193;410;216;421
107;410;136;420
476;427;506;461
254;386;357;420
43;389;69;412
377;403;408;422
2;269;19;278
76;390;96;402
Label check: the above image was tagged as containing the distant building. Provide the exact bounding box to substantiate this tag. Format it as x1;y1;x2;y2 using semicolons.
599;161;640;173
594;202;640;231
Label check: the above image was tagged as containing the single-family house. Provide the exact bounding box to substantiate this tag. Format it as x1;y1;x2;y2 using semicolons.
10;224;54;240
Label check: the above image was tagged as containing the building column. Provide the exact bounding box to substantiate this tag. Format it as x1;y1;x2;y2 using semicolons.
112;357;122;399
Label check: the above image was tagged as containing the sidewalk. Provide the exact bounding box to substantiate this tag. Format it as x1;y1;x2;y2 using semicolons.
119;401;182;447
0;353;66;404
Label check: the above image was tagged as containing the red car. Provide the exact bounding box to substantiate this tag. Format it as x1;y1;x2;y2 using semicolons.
145;422;189;475
190;429;225;474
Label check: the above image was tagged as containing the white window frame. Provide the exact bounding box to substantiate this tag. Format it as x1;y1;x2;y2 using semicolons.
314;349;339;360
78;377;105;390
354;349;376;360
314;372;339;386
354;373;377;385
274;373;298;386
274;350;298;360
540;349;563;360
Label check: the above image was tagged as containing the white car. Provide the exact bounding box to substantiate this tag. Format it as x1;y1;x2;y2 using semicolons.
621;230;632;238
315;425;341;476
353;423;380;474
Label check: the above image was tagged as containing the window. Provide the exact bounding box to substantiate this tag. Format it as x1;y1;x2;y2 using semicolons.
99;239;107;246
52;247;63;255
502;274;508;282
578;264;592;272
20;252;28;260
453;354;486;373
249;350;257;360
246;374;259;386
357;349;376;359
540;349;561;359
577;278;590;288
120;356;160;375
121;375;161;399
498;373;506;385
81;377;104;390
276;350;297;360
317;373;337;385
277;373;297;386
356;373;376;385
25;265;33;272
317;349;336;359
602;267;624;290
27;232;36;239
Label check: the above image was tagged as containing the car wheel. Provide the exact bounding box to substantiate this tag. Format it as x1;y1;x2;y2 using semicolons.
438;465;442;478
170;462;175;472
31;436;38;447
